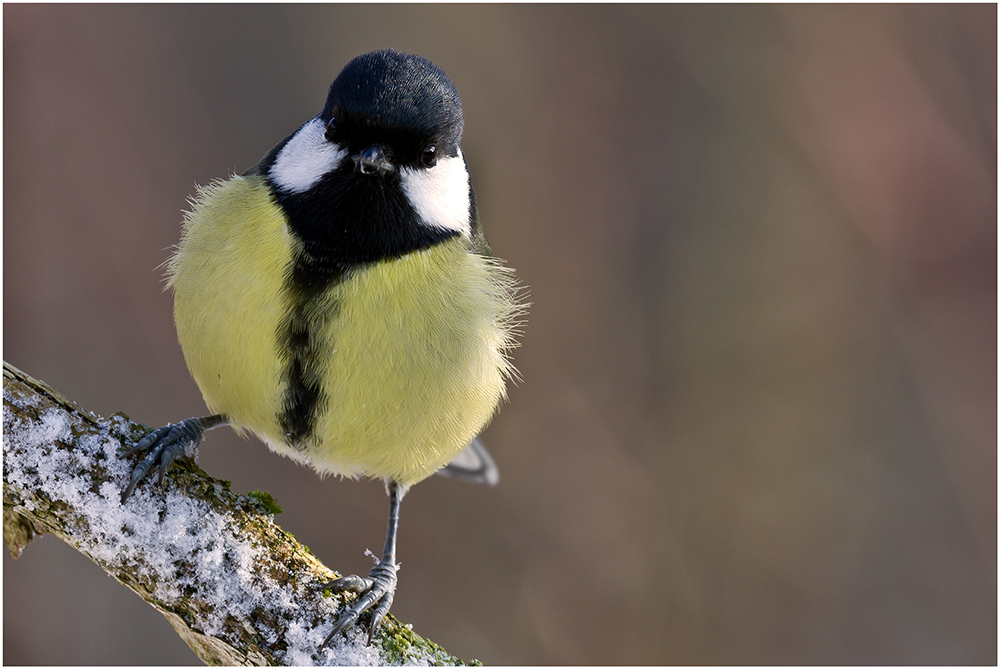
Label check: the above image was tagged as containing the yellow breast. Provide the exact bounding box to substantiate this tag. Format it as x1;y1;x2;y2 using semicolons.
169;174;520;486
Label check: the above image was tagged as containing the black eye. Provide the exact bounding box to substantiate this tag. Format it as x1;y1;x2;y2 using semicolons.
421;145;437;167
325;118;338;141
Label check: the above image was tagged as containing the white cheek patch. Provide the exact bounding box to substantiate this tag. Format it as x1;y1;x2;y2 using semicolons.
270;117;347;194
400;152;472;236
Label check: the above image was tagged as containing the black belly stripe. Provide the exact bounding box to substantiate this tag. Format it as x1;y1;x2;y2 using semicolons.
277;253;345;449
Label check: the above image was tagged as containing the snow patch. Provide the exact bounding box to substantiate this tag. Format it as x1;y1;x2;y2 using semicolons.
3;387;442;666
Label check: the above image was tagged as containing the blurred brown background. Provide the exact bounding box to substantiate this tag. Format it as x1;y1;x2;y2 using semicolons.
4;4;996;665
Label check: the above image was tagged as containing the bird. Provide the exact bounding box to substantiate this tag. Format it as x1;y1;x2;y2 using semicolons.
120;49;524;648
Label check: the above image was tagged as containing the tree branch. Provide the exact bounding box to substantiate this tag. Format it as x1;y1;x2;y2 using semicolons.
2;361;471;666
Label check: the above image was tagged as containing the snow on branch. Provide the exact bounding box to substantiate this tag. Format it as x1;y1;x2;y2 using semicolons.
2;362;469;666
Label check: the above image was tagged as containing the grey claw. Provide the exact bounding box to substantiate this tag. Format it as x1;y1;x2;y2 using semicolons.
124;424;171;458
157;439;188;485
319;563;398;648
120;416;226;503
366;589;395;645
324;574;373;595
322;611;359;648
121;459;151;502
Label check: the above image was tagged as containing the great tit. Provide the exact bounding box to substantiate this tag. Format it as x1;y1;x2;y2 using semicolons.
120;49;524;647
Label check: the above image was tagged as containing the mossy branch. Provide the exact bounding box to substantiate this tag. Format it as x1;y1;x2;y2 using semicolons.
2;361;470;666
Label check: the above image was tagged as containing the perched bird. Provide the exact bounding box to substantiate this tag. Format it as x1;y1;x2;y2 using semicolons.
121;49;524;647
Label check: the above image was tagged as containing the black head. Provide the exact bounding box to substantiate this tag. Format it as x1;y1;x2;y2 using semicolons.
258;50;476;281
321;49;464;165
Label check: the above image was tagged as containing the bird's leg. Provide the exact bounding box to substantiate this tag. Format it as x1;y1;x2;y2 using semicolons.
120;414;229;503
321;481;405;647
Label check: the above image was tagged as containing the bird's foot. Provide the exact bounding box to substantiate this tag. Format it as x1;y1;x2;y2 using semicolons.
321;559;399;647
120;416;223;503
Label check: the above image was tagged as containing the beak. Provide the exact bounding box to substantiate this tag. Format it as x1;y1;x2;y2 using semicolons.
355;144;394;176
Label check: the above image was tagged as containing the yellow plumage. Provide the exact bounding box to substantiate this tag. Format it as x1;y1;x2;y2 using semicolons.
168;173;521;487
